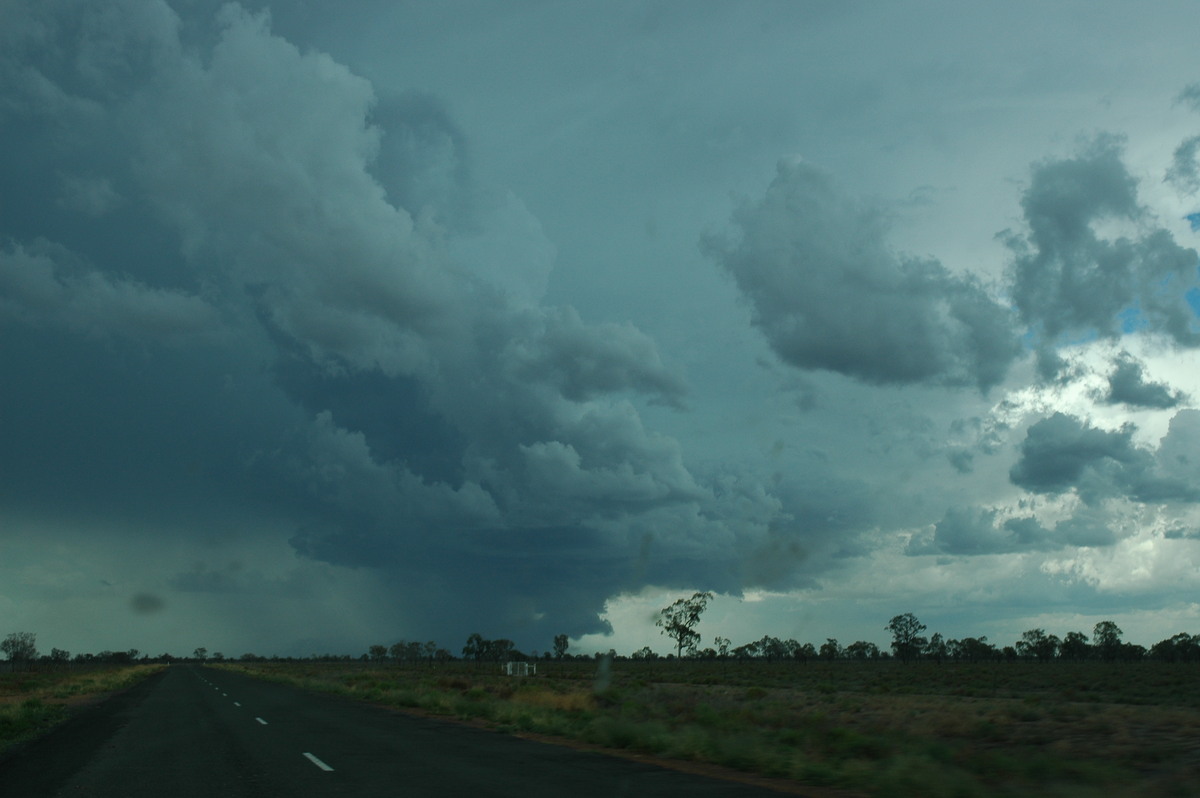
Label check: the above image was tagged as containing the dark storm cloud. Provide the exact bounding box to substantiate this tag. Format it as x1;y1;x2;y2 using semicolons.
1004;137;1200;358
0;240;219;338
1010;411;1200;505
1010;413;1143;500
1098;352;1186;408
0;1;771;644
706;160;1021;391
499;306;688;408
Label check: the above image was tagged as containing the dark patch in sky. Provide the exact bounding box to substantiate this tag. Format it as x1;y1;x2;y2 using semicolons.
130;593;165;614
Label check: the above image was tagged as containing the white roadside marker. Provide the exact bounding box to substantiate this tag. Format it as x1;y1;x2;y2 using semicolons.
234;702;241;707
303;752;334;772
256;717;268;725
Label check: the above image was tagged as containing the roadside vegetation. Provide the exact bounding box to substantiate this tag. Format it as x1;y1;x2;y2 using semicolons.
0;664;165;752
221;658;1200;797
6;601;1200;795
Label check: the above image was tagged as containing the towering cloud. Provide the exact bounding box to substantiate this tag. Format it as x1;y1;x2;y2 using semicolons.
0;1;728;645
706;160;1021;391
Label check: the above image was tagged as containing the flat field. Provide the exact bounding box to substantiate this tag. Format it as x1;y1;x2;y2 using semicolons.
223;659;1200;797
0;664;164;752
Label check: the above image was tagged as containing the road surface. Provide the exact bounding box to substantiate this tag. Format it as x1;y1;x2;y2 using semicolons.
0;665;797;796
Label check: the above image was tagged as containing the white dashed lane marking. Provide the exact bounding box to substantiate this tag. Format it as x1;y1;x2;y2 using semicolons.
200;671;335;777
303;752;335;772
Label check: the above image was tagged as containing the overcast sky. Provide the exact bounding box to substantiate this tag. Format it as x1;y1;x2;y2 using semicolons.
4;0;1200;659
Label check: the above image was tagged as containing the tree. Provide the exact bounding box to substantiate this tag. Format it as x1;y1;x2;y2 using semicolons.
490;639;516;661
2;632;38;669
192;647;208;661
924;633;947;663
886;613;927;662
553;634;570;660
1016;628;1059;661
845;640;879;660
952;636;996;662
759;635;788;662
462;633;486;662
368;644;388;662
713;636;731;659
1151;633;1200;662
655;591;714;658
1093;620;1123;661
1060;631;1090;661
819;638;841;660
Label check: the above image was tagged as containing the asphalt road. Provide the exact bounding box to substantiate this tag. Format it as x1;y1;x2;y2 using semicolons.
0;666;793;796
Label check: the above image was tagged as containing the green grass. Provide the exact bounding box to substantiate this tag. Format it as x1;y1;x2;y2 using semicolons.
218;660;1200;797
0;665;164;752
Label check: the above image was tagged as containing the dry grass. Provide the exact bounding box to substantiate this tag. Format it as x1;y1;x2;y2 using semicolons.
221;660;1200;797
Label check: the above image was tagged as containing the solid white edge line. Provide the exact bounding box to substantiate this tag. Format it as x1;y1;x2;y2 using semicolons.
234;702;241;707
303;752;335;772
256;717;268;725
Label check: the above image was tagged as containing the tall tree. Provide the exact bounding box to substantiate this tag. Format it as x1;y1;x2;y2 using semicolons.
886;613;928;662
655;591;714;658
1060;631;1090;661
553;634;569;660
924;633;948;663
1;632;37;670
1093;620;1123;661
462;633;486;662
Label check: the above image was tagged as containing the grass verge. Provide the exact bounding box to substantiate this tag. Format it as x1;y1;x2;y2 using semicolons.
0;665;165;752
217;660;1200;797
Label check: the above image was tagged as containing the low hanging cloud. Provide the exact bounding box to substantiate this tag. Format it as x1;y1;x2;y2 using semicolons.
706;159;1021;391
1003;136;1200;358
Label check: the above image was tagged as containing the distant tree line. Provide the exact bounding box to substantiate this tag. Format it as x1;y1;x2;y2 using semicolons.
7;607;1200;672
